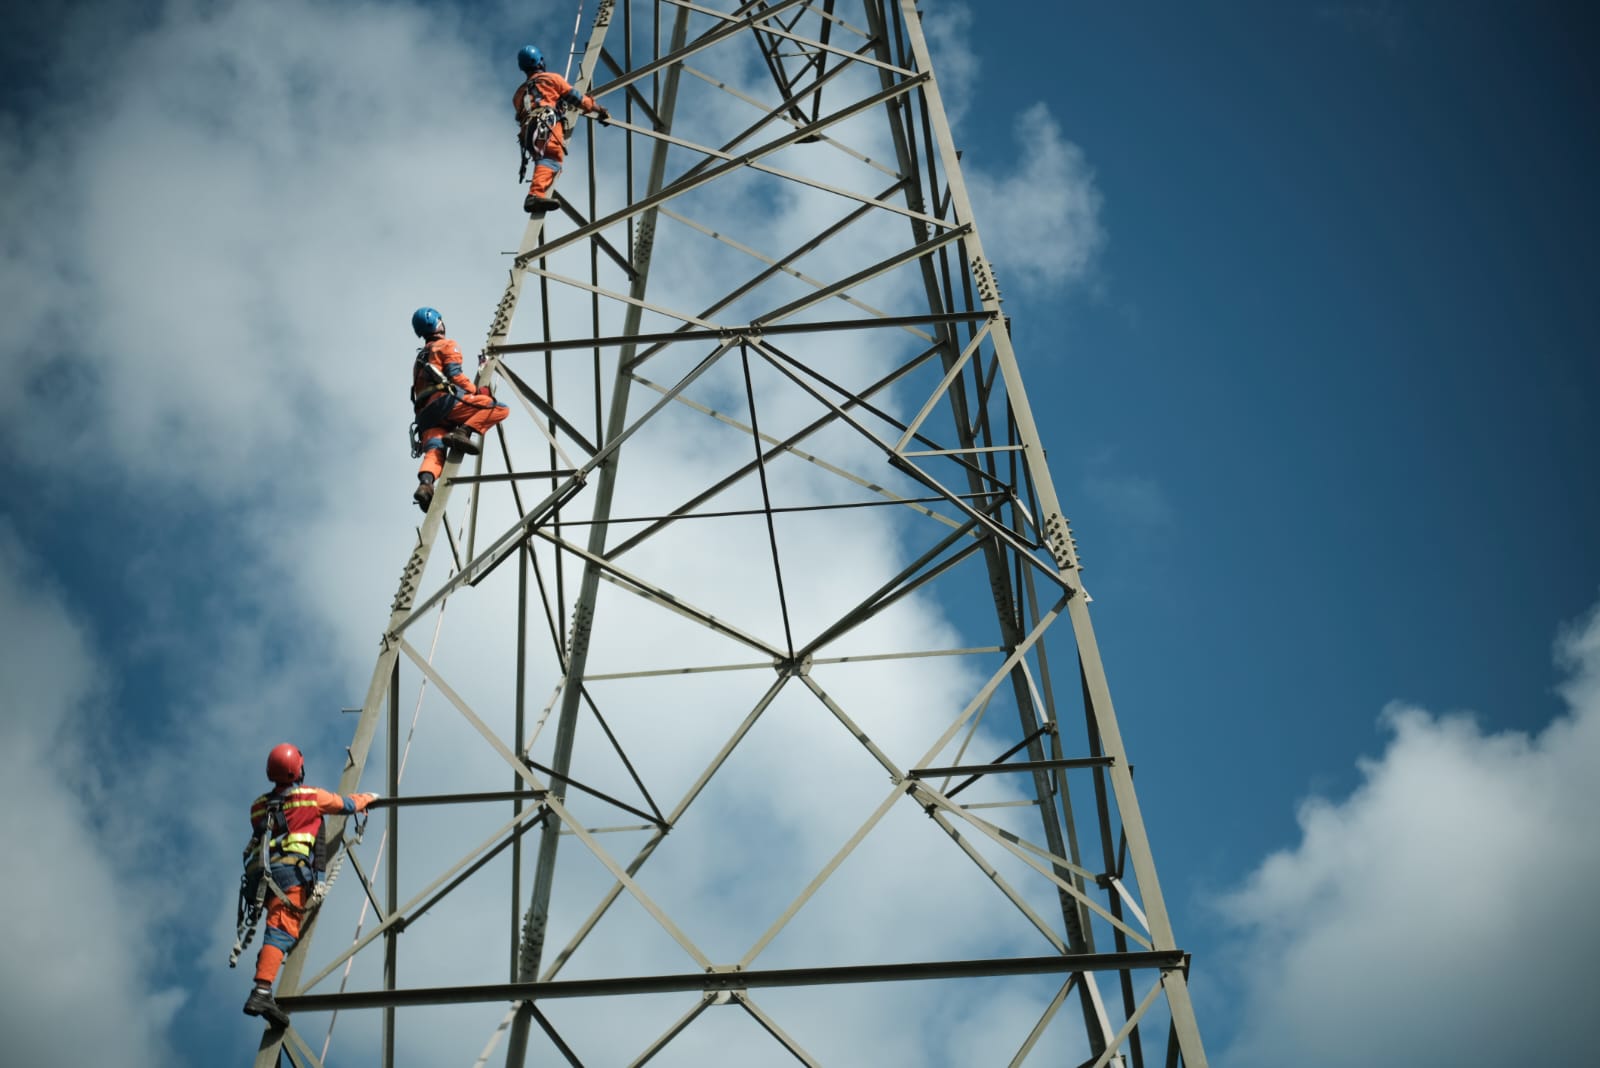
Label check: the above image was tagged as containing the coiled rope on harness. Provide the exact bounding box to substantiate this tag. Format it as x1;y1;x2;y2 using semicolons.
517;105;560;185
311;809;366;907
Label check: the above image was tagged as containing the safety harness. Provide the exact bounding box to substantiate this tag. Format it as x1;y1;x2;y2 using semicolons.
409;345;467;459
518;106;559;184
229;794;368;968
517;74;562;184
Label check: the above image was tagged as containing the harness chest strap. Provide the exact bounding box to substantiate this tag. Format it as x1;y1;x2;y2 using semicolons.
246;801;298;914
249;792;322;862
413;345;470;409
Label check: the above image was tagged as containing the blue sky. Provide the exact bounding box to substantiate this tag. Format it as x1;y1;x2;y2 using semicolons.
1;2;1596;1066
986;4;1600;1059
997;0;1599;878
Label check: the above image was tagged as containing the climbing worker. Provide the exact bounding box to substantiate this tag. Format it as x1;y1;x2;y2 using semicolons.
514;44;609;213
241;743;376;1027
409;306;509;512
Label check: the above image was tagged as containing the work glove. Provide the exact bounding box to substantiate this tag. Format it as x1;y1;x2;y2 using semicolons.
351;793;378;812
594;105;611;126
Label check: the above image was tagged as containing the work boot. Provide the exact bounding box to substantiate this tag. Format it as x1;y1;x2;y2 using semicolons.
524;194;559;214
413;477;435;513
443;427;481;455
243;986;289;1027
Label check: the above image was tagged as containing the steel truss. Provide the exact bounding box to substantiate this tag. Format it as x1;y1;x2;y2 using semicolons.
254;2;1206;1065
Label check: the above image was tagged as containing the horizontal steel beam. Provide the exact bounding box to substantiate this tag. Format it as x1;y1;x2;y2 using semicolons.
489;310;994;356
909;756;1116;779
279;951;1187;1012
448;470;580;485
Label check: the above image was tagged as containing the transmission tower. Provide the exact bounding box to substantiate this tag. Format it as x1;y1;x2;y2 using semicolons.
255;2;1207;1065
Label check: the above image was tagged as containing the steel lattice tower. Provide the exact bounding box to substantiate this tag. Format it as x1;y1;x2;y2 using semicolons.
254;3;1207;1065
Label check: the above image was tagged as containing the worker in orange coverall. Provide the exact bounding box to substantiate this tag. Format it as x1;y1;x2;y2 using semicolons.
409;305;509;512
242;743;376;1027
514;44;609;213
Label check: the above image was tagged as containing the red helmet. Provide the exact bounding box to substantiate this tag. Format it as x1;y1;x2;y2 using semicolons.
266;743;305;784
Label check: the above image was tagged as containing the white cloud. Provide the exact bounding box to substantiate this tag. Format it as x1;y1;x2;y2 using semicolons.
922;4;980;128
0;3;526;1062
1217;599;1600;1067
966;102;1106;294
2;0;511;500
0;527;184;1067
922;4;1106;297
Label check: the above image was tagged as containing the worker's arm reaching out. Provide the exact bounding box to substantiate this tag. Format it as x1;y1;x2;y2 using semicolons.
306;788;377;814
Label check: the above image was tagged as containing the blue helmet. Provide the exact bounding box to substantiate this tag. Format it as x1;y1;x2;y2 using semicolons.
411;306;445;338
517;45;545;73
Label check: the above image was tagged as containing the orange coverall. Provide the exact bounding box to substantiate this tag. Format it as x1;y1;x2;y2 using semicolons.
413;336;509;479
515;71;598;199
245;785;375;985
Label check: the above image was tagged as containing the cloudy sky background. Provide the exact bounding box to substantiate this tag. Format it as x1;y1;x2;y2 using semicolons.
1;1;1597;1066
